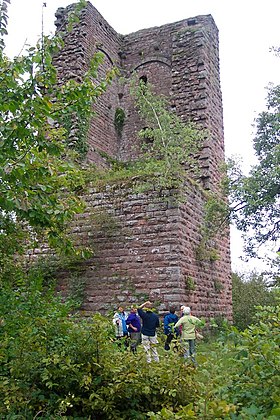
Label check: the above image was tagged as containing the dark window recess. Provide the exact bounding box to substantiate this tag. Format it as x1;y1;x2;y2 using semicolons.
187;19;196;26
118;51;127;59
139;75;148;85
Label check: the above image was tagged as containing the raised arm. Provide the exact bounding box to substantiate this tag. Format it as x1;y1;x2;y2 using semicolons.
138;301;152;309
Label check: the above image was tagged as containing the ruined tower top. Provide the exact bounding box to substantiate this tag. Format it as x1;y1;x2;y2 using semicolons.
54;2;225;191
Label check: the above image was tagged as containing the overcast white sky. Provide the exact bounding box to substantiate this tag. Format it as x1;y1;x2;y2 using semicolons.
5;0;280;273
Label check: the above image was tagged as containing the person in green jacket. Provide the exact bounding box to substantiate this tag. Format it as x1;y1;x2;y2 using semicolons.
174;306;202;363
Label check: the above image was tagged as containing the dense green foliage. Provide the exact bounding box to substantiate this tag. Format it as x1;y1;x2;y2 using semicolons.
228;83;280;258
0;1;115;286
0;280;211;418
232;272;277;330
1;281;279;418
221;304;280;419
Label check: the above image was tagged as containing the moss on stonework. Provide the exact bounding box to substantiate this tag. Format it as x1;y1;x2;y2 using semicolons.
213;279;224;293
195;242;220;263
185;276;196;292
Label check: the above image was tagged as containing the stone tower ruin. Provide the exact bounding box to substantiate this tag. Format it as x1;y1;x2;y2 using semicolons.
53;1;232;319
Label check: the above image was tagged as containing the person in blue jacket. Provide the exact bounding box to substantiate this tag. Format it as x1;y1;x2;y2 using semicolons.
164;306;179;350
126;306;141;353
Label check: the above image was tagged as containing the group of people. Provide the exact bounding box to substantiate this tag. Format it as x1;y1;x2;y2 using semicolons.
112;301;202;364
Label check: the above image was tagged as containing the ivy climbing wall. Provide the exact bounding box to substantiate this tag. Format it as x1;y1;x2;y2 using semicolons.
53;2;232;319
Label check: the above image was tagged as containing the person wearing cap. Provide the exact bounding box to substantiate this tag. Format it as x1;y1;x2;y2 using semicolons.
137;301;160;363
174;306;202;363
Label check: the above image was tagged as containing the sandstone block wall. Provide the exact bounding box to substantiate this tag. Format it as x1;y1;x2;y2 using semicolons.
53;1;232;319
64;184;231;319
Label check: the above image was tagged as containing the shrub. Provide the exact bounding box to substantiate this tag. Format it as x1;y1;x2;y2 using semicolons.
0;283;201;418
221;303;280;418
1;278;278;418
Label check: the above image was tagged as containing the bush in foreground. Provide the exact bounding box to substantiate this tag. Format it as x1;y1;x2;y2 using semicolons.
1;280;279;419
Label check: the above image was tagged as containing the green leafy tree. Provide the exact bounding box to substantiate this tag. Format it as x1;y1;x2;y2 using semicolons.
232;271;277;330
228;82;280;258
131;80;205;190
0;0;115;284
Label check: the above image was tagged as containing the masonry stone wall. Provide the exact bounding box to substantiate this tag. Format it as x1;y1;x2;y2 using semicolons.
59;183;231;319
53;1;232;319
